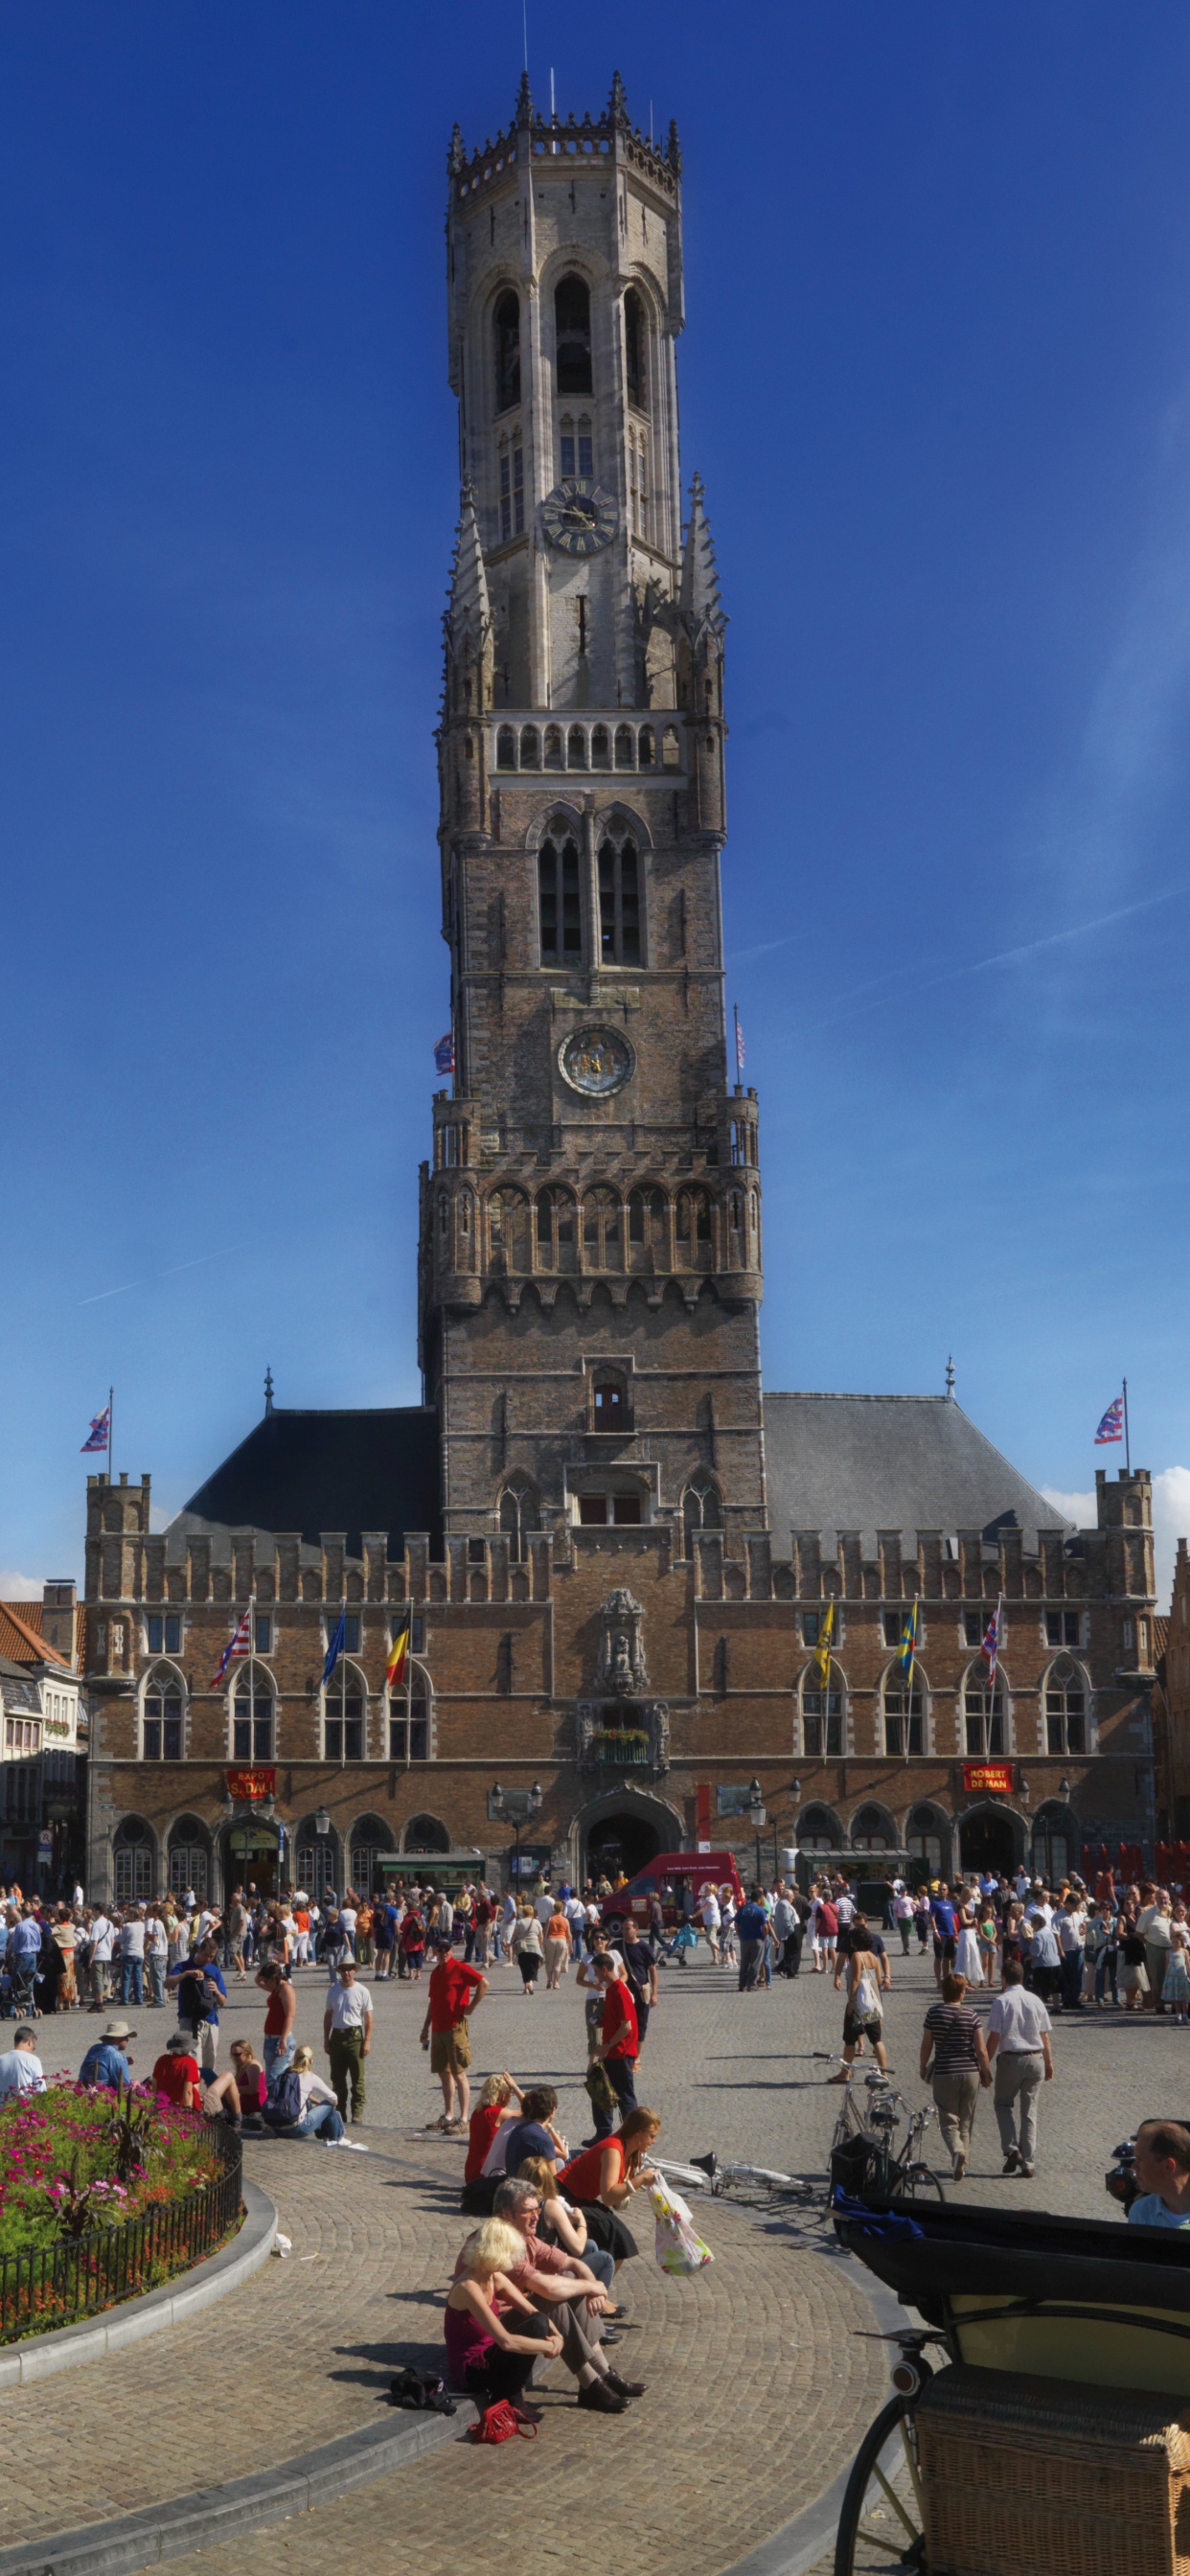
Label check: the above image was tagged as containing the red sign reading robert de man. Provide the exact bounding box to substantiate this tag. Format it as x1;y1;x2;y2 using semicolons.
962;1761;1014;1796
225;1767;276;1803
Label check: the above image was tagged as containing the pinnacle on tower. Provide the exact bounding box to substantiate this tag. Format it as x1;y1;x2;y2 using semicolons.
607;69;629;126
515;69;535;127
666;118;682;175
679;474;726;634
446;481;491;651
447;123;466;176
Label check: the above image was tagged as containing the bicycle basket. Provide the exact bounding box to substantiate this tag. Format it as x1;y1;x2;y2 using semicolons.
830;2132;876;2198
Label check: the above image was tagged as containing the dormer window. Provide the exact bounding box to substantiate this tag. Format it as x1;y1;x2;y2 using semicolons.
555;274;592;395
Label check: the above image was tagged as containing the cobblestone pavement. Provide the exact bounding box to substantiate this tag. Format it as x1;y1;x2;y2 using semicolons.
18;1942;1172;2568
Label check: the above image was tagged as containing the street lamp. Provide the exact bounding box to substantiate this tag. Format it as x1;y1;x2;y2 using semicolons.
747;1777;764;1886
491;1779;543;1887
315;1807;331;1836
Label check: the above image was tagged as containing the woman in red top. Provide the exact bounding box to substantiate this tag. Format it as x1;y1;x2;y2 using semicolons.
559;2106;661;2268
461;2071;525;2214
588;1954;639;2136
400;1909;425;1981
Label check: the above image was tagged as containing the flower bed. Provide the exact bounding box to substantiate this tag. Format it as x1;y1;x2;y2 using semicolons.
0;2082;241;2341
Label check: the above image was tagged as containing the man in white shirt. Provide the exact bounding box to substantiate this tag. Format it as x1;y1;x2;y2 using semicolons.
1057;1896;1087;2013
118;1909;147;2008
145;1908;170;2008
700;1889;721;1965
535;1884;555;1927
0;2026;45;2100
986;1963;1054;2178
87;1911;115;2010
72;1881;84;1909
322;1962;373;2124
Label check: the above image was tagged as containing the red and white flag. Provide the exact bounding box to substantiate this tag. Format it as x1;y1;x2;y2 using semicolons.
211;1609;251;1690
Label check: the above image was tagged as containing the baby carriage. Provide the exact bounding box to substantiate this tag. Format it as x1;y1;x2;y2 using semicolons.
661;1920;701;1967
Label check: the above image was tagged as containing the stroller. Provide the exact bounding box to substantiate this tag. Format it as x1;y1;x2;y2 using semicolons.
661;1920;700;1967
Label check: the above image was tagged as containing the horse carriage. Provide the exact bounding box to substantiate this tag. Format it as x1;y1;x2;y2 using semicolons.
833;2194;1190;2576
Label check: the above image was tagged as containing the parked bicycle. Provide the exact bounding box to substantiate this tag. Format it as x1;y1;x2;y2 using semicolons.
820;2058;947;2205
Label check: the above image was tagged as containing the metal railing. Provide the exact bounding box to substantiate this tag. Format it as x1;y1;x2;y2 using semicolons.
0;2121;242;2344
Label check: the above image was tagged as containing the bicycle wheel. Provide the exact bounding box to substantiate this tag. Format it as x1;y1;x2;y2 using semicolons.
901;2160;947;2203
834;2393;926;2576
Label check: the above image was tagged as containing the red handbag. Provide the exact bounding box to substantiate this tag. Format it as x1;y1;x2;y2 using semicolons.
469;2401;537;2443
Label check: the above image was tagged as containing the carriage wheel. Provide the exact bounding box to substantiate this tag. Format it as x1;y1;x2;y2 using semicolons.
834;2393;927;2575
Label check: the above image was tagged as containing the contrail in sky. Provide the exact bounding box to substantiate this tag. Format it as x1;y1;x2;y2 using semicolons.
79;1247;240;1309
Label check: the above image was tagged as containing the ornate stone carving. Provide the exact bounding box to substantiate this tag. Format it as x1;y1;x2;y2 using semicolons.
596;1588;649;1695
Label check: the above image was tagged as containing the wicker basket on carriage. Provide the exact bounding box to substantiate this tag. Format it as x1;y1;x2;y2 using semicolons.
915;2363;1190;2576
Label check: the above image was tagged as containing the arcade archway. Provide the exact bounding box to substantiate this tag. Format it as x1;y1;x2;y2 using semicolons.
958;1804;1022;1879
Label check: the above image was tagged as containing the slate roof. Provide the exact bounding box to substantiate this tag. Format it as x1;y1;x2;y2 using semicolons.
175;1408;443;1559
762;1393;1073;1554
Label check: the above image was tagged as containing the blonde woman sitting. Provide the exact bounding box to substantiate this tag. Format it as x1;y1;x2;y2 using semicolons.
444;2217;562;2417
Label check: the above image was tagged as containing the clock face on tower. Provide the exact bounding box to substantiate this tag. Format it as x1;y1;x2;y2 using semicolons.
541;479;619;557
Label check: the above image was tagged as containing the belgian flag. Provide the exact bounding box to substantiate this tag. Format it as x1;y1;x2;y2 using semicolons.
385;1609;412;1691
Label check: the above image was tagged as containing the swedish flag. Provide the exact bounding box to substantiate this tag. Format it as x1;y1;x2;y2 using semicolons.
897;1597;919;1679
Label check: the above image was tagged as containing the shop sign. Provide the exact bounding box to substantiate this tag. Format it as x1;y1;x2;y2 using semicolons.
963;1761;1014;1795
225;1766;276;1802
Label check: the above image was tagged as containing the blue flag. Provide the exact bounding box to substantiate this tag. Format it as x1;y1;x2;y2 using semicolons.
322;1612;346;1688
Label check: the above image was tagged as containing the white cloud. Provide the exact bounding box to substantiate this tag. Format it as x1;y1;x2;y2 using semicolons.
1043;1469;1190;1610
0;1572;44;1598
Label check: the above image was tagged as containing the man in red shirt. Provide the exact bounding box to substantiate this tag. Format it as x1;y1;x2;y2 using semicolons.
589;1954;639;2137
420;1934;488;2130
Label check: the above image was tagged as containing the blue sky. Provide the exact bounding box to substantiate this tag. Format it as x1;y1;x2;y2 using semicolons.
4;3;1190;1596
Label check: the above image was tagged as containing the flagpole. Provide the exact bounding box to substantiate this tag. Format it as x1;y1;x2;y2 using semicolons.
406;1608;413;1769
1123;1379;1131;1475
107;1386;113;1486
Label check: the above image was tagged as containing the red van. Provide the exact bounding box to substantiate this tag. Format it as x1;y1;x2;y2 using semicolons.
599;1851;744;1933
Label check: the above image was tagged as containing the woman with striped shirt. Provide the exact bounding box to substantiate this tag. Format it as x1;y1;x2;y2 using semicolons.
920;1972;992;2181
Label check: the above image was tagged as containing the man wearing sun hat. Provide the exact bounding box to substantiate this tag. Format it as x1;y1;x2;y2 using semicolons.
79;2019;136;2089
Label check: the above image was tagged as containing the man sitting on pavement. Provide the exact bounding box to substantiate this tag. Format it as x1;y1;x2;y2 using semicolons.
420;1933;488;2132
0;2023;46;2100
487;2174;644;2413
80;2018;136;2088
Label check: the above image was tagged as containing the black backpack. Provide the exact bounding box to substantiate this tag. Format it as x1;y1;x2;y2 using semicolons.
388;2367;456;2415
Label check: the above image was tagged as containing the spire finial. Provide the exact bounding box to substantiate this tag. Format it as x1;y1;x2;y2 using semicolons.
945;1355;955;1400
515;69;534;127
607;69;629;127
666;117;682;175
264;1367;275;1416
447;123;466;177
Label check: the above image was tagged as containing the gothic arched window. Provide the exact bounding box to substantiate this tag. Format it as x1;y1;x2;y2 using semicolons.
232;1663;273;1761
682;1481;723;1550
390;1667;431;1763
536;1185;577;1270
494;289;521;413
323;1659;365;1761
882;1665;924;1757
142;1663;183;1760
499;1480;541;1564
489;1187;530;1272
496;724;516;770
625;288;647;408
963;1661;1007;1757
797;1804;841;1853
676;1188;712;1267
1045;1658;1087;1755
802;1661;843;1759
567;725;586;768
538;835;582;964
544;724;564;770
614;724;635;770
628;1184;662;1264
590;724;611;770
852;1804;896;1852
519;724;540;769
598;833;641;964
555;273;592;395
583;1188;621;1267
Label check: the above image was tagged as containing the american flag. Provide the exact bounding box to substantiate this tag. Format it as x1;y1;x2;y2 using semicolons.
80;1405;110;1454
211;1609;251;1690
433;1031;455;1074
1095;1393;1124;1445
980;1595;1003;1690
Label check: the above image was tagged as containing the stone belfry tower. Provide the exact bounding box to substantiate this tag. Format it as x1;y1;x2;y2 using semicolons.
420;69;766;1553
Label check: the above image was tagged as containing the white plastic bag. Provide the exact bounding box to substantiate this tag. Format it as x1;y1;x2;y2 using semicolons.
648;2180;713;2277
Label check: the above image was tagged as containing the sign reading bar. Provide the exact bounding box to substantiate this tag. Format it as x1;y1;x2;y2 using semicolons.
225;1766;276;1803
963;1761;1014;1796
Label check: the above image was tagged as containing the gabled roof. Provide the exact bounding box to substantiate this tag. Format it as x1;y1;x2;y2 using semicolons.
762;1392;1072;1555
0;1601;73;1669
176;1407;443;1559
